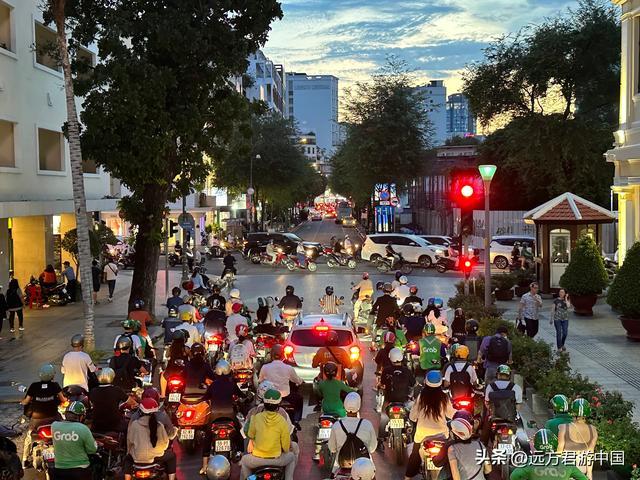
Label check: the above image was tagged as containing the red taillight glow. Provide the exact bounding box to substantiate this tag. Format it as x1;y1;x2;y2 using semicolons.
38;425;52;440
464;260;472;268
184;409;195;420
314;325;329;333
460;185;474;198
500;427;513;435
283;345;294;358
207;335;222;345
424;442;442;456
456;399;472;407
216;428;229;438
134;471;152;479
320;419;333;428
391;406;402;414
349;346;360;361
263;474;272;480
168;378;183;387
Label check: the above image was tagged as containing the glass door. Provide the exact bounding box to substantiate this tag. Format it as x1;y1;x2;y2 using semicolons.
550;229;570;288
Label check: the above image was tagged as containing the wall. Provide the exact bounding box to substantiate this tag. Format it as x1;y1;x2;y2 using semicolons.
11;215;46;284
0;218;9;287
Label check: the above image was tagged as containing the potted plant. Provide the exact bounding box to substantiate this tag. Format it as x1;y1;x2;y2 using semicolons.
514;269;535;297
559;235;609;316
607;242;640;340
492;272;516;301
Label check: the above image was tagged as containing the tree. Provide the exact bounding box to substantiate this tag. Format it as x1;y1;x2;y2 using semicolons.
67;1;282;311
42;0;97;348
61;224;117;265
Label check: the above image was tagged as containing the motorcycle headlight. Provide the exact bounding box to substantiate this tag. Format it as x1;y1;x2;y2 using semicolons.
306;249;314;256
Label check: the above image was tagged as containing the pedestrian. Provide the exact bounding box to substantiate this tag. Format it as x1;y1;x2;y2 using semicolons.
517;282;542;338
62;261;77;303
0;286;7;339
91;260;101;305
6;278;24;333
103;258;119;302
551;288;571;351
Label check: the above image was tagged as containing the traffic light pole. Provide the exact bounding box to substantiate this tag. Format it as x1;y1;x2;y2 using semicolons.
463;234;470;296
483;180;492;307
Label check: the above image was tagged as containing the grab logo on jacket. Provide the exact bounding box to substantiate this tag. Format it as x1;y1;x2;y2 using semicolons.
53;431;79;441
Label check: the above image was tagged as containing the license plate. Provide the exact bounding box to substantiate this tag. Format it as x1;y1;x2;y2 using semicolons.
180;429;195;440
497;443;514;455
389;418;405;428
215;440;231;452
168;393;181;402
318;428;331;440
43;448;55;461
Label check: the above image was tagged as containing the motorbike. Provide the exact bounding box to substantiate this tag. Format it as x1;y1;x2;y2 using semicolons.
385;402;412;465
29;423;55;479
210;416;242;461
92;432;126;478
324;247;357;269
420;433;447;480
315;414;338;467
259;249;291;269
213;269;235;291
165;371;186;418
116;251;136;270
25;278;71;307
168;252;182;267
434;256;457;274
375;254;412;274
489;417;530;480
403;341;420;375
132;463;165;479
288;254;318;272
254;332;285;367
203;331;226;367
250;466;285;480
175;395;212;454
232;368;255;415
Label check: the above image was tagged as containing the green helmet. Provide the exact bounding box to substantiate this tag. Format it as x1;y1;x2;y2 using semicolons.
423;323;436;336
533;429;558;453
66;401;86;417
130;319;141;332
449;343;460;357
550;394;569;414
39;363;56;382
121;319;135;329
263;389;282;405
571;398;591;417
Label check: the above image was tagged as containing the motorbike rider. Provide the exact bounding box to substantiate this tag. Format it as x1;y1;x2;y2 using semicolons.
113;319;144;358
226;302;248;344
255;296;277;329
199;360;245;474
128;299;153;338
229;325;256;370
557;399;598;479
51;401;97;480
221;251;237;278
510;242;521;267
166;287;184;312
184;342;215;389
295;242;308;268
89;367;135;434
277;285;302;318
520;242;534;269
130;318;156;363
225;289;242;317
265;240;278;262
207;285;226;312
544;394;573;436
178;294;201;322
160;330;189;398
378;315;408;350
463;319;483;367
371;283;399;349
241;389;297;480
124;398;176;480
312;330;353;382
402;285;422;307
446;418;492;480
21;363;65;468
352;272;374;321
385;242;400;268
190;267;208;295
399;302;425;343
62;334;97;392
392;276;410;305
317;362;356;419
343;235;354;254
320;286;343;314
417;323;446;378
450;308;466;344
328;392;377;471
483;364;523;443
351;458;376;480
109;336;147;392
173;310;200;348
258;345;304;423
442;345;478;399
374;331;397;373
378;347;415;442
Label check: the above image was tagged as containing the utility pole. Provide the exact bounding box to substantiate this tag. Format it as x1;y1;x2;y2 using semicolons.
181;195;189;283
479;165;497;307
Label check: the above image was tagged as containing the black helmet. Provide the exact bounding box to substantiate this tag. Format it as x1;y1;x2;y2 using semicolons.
172;329;186;342
323;362;338;378
375;281;384;291
71;334;84;348
191;342;206;359
465;319;479;334
383;282;393;293
402;303;414;315
326;331;339;346
116;336;132;351
325;286;334;296
395;271;402;280
285;285;294;295
133;299;144;310
454;308;465;321
212;285;221;295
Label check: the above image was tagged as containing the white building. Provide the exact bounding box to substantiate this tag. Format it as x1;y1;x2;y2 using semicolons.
415;80;447;146
0;0;118;287
446;93;476;139
243;50;287;116
286;73;339;156
298;132;331;176
606;0;640;265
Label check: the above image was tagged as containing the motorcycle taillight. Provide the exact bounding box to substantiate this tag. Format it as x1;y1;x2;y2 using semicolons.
500;426;513;435
423;440;443;456
37;425;52;440
320;419;333;428
134;470;152;478
168;377;184;388
216;428;229;439
184;409;195;420
454;398;472;408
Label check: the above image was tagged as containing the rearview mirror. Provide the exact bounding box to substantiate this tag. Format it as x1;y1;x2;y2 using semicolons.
274;296;280;302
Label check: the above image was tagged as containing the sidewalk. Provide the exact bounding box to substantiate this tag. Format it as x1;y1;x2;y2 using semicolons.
497;297;640;423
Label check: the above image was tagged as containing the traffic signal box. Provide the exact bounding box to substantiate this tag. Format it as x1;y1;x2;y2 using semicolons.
450;171;484;236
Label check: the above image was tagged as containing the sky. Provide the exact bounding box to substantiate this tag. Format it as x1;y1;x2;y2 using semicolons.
263;0;579;95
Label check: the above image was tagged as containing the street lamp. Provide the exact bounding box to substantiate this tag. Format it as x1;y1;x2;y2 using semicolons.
478;164;497;308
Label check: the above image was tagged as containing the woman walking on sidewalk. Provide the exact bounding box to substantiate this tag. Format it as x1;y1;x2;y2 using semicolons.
6;278;24;332
551;288;571;351
103;258;119;302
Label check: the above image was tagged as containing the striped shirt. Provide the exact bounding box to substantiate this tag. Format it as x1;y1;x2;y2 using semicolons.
320;294;341;314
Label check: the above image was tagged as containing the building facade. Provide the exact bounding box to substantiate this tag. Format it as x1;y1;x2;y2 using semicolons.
606;0;640;264
286;73;339;156
0;0;118;287
446;93;476;139
415;80;447;146
298;132;331;176
243;50;287;116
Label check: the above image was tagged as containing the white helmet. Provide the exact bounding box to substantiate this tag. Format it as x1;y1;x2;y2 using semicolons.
206;454;231;480
389;347;403;364
257;380;276;402
399;275;408;285
229;289;240;299
343;392;361;414
351;457;376;480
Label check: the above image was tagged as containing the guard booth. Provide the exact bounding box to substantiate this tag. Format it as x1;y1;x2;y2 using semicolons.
523;193;615;293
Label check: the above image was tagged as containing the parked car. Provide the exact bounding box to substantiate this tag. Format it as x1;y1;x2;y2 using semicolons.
311;213;323;222
243;232;323;259
360;233;442;268
282;314;363;388
342;216;357;227
490;235;536;269
420;235;453;247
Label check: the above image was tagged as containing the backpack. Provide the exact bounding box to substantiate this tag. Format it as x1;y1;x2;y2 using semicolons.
229;342;249;368
486;336;510;363
465;336;481;362
337;419;370;468
448;362;473;399
112;355;135;390
488;382;517;422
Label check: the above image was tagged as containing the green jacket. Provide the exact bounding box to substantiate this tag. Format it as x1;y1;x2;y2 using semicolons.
52;421;97;469
317;379;356;417
419;336;442;370
544;414;573;436
511;463;588;480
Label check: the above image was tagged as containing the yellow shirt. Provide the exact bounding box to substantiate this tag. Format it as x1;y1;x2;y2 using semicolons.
247;410;291;458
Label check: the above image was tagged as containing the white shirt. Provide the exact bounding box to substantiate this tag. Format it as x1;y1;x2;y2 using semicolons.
409;396;455;442
258;360;302;397
328;416;377;456
194;249;202;263
174;322;200;347
443;361;478;385
191;274;204;290
485;379;523;404
113;334;143;355
393;284;410;303
226;314;248;343
61;351;96;391
103;262;118;281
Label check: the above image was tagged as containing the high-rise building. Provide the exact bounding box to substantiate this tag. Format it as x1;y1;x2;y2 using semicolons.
446;93;476;139
243;50;287;116
415;80;447;146
286;73;339;156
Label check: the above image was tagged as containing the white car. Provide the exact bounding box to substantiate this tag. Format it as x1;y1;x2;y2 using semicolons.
361;233;443;268
420;235;453;247
490;235;536;269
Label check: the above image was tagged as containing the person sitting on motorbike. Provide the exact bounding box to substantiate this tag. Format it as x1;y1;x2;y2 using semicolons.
229;324;256;371
399;302;426;343
89;367;136;434
258;345;304;423
255;296;275;326
379;348;415;443
174;240;183;255
114;319;144;358
351;457;376;480
160;330;189;398
174;310;201;347
450;308;466;344
124;398;176;480
206;285;226;312
128;299;153;338
185;342;215;389
392;276;410;305
130;318;156;363
482;365;523;443
189;267;207;295
328;392;377;471
62;334;97;392
333;237;344;258
199;360;245;474
374;331;397;374
391;271;402;291
241;389;297;480
343;234;353;254
352;272;374;320
371;283;399;349
295;242;308;268
109;336;147;392
443;345;478;399
21;363;66;468
463;319;482;365
402;285;422;307
378;315;408;350
317;362;356;419
130;388;177;442
447;244;460;267
225;288;242;317
385;242;399;268
39;264;57;289
320;286;343;314
222;251;237;278
178;295;201;322
423;297;443;319
446;417;491;480
265;239;277;261
203;304;227;335
405;371;454;480
226;302;248;344
544;394;573;436
312;330;353;382
417;323;446;378
166;287;184;312
520;242;534;269
426;305;450;344
277;285;302;315
51;401;97;479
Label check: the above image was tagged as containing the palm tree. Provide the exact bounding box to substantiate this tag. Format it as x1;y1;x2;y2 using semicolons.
49;0;96;349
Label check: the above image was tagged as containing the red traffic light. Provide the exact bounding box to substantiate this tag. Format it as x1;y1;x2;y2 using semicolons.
460;185;474;198
464;259;472;268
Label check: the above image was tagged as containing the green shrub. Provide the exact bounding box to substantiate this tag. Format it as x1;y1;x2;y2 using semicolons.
607;242;640;317
477;316;515;337
448;293;499;320
559;235;608;296
453;275;488;299
594;418;640;477
511;334;554;387
514;268;536;287
492;272;516;291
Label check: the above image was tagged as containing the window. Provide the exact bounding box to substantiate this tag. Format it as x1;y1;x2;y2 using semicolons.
35;21;61;72
38;128;64;171
290;329;353;347
0;119;15;167
83;158;98;174
0;2;12;52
